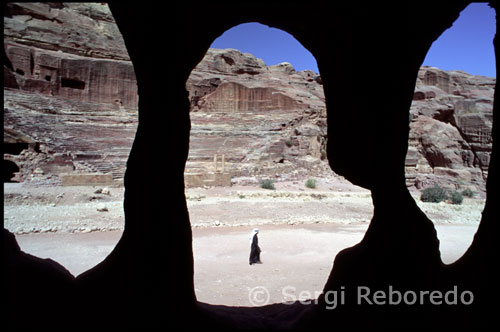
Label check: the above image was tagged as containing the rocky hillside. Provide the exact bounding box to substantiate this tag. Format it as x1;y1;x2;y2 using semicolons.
408;67;494;191
4;3;137;184
186;49;494;191
3;3;494;192
185;48;328;185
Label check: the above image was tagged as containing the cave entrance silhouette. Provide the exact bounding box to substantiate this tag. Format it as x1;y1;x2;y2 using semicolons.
185;22;374;307
5;2;498;330
3;3;137;279
405;3;494;265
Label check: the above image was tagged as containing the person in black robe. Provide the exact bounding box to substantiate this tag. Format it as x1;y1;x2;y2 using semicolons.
249;228;262;265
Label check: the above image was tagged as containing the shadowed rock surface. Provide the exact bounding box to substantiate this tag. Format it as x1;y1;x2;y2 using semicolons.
3;1;498;330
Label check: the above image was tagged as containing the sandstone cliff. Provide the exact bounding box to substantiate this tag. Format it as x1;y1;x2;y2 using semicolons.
186;49;494;191
4;3;138;184
408;67;494;191
185;48;328;186
3;3;494;192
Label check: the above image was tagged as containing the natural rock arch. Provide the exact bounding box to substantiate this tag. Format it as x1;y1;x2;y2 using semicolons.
186;25;332;304
4;2;497;330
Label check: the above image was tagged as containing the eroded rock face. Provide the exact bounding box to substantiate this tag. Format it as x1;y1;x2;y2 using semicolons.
4;3;137;109
186;49;494;191
407;67;494;191
4;3;130;61
3;3;138;184
4;44;137;109
3;3;494;192
185;48;328;184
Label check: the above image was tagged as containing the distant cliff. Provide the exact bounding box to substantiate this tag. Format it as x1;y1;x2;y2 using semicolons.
185;48;328;185
186;49;494;191
4;3;137;109
408;67;493;191
3;3;494;191
4;3;137;184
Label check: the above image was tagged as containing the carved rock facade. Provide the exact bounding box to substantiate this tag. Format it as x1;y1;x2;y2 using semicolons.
408;67;494;191
3;3;138;184
185;48;328;183
186;49;494;190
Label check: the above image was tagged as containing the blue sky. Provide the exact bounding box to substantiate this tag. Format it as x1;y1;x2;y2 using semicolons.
211;3;496;77
211;22;320;73
423;3;496;78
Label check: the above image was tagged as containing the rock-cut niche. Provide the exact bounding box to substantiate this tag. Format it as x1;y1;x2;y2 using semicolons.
404;3;494;264
184;23;373;306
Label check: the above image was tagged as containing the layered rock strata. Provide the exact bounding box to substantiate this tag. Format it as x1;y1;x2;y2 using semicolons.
3;3;137;184
3;3;494;192
407;67;494;191
185;48;328;185
186;49;494;191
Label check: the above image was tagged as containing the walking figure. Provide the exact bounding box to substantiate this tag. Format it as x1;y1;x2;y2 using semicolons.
249;228;262;265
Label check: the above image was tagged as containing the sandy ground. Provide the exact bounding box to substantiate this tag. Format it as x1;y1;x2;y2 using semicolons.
14;230;123;276
4;183;125;233
4;179;485;306
13;223;479;307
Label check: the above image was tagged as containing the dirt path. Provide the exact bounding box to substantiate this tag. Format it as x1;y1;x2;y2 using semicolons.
14;230;123;276
5;180;484;306
183;223;478;306
14;223;479;306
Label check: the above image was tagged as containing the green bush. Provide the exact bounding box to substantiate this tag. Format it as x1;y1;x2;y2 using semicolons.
285;138;292;147
461;188;475;198
450;191;464;205
260;179;275;190
305;178;317;189
420;184;447;203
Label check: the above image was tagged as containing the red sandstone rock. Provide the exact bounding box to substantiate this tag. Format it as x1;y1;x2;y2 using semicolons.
408;67;494;190
187;52;494;191
4;3;129;61
4;41;137;110
2;3;494;191
185;48;328;183
3;3;138;184
4;3;137;110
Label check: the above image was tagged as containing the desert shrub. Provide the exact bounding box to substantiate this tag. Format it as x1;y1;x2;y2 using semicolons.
305;178;317;189
461;188;475;198
285;138;292;147
450;191;464;205
260;179;275;190
420;184;447;203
